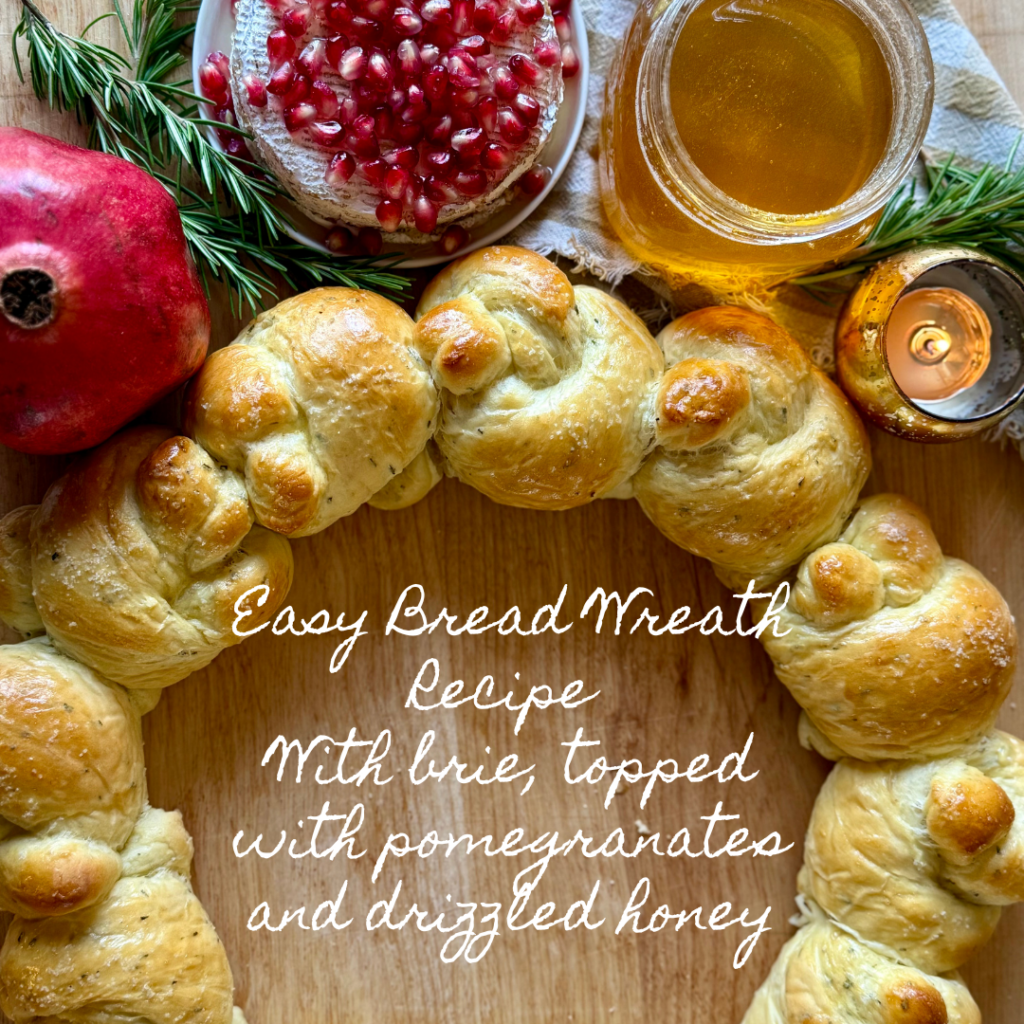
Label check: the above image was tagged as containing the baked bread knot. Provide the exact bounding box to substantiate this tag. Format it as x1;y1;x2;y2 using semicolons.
799;730;1024;975
0;806;239;1024
0;639;146;918
24;426;294;689
415;246;665;509
632;307;871;589
741;917;980;1024
185;288;439;537
762;493;1016;760
0;506;42;638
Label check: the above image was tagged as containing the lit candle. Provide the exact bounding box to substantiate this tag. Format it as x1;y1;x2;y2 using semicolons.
835;245;1024;442
885;287;992;402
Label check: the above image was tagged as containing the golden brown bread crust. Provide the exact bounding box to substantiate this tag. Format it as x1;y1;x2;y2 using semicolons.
0;639;144;917
632;307;872;590
762;494;1017;760
415;246;665;509
28;426;294;689
0;507;42;638
740;918;979;1024
0;807;236;1024
185;288;439;537
799;731;1024;974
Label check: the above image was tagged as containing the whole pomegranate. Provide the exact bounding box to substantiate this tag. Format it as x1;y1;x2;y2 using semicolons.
0;128;210;454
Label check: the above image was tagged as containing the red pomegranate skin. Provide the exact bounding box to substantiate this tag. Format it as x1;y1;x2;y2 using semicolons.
0;127;210;454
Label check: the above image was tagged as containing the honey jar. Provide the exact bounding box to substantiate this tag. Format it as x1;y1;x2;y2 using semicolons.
599;0;934;293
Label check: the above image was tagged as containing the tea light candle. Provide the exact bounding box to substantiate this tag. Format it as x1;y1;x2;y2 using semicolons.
835;246;1024;441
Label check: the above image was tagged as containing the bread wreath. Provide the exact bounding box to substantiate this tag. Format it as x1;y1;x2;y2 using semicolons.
0;247;1018;1024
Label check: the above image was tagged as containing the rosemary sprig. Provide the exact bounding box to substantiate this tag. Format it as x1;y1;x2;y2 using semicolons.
12;0;409;314
793;142;1024;288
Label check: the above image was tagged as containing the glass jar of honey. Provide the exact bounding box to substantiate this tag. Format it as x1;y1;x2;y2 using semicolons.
599;0;934;293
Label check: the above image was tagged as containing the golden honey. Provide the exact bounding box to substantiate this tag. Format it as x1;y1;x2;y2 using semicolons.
599;0;933;291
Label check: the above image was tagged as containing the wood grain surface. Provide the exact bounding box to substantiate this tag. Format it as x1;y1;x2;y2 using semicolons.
2;2;1024;1022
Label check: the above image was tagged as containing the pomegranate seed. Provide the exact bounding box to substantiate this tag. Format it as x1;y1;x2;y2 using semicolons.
452;0;473;33
385;145;419;168
473;0;498;31
497;106;527;143
327;1;353;28
392;6;423;35
310;119;346;146
285;103;317;131
509;53;544;86
364;0;389;17
311;80;340;117
425;175;460;202
450;126;485;157
424;66;449;102
421;0;452;25
438;224;469;254
358;226;384;254
514;0;543;25
267;29;296;65
460;35;489;57
326;152;356;184
310;0;330;15
476;94;498;131
487;11;515;43
376;198;403;231
490;65;519;99
350;132;381;157
480;142;512;169
512;91;539;125
413;195;440;233
265;0;290;11
339;95;359;122
359;157;388;183
326;35;350;70
447;52;480;89
376;105;395;136
555;13;571;42
326;226;358;254
199;62;228;100
222;134;249;159
242;73;268;106
208;51;230;75
350;16;383;42
425;114;453;142
533;37;560;67
450;108;477;131
454;169;486;196
421;43;441;66
283;3;311;35
386;87;407;112
550;0;571;12
384;166;411;199
424;147;455;175
396;38;422;76
561;42;580;77
339;45;368;80
394;122;424;144
519;164;549;195
408;82;426;105
351;112;377;137
267;61;297;95
450;86;480;109
297;39;327;77
282;73;312;107
366;51;394;91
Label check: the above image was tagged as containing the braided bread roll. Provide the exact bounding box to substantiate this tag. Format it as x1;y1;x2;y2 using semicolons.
761;493;1017;761
0;639;145;918
415;246;665;509
741;916;980;1024
798;730;1024;975
0;806;240;1024
631;307;871;589
185;288;439;537
0;426;294;690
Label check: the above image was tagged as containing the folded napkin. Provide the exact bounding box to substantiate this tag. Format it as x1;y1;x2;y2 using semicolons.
510;0;1024;455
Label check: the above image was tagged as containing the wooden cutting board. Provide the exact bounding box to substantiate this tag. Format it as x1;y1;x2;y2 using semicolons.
2;2;1023;1021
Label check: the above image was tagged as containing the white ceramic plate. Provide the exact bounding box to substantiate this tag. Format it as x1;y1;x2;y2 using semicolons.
191;0;589;267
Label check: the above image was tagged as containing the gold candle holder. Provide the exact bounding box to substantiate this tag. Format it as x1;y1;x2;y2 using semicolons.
836;245;1024;441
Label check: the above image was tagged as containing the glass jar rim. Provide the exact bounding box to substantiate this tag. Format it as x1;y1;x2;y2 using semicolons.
636;0;935;245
